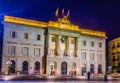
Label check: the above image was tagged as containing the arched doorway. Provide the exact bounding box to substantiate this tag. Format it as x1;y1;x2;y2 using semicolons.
22;61;28;74
81;64;86;76
61;62;67;74
90;64;94;74
98;64;102;74
34;61;40;74
8;60;15;73
49;61;57;75
71;63;77;76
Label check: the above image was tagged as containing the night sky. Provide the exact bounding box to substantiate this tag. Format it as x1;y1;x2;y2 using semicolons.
0;0;120;42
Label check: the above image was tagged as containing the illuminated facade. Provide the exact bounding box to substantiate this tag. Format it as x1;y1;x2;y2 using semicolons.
2;16;106;75
108;37;120;73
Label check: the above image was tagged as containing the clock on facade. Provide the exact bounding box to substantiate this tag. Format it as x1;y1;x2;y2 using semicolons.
61;37;66;43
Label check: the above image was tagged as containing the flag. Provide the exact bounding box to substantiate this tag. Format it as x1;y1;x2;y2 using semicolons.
62;8;64;16
67;10;70;17
55;8;59;17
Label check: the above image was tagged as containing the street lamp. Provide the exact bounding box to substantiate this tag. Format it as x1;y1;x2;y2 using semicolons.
108;66;112;75
50;62;54;75
6;61;12;75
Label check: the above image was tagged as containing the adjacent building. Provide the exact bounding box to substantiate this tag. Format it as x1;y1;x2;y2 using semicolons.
1;15;106;75
108;37;120;73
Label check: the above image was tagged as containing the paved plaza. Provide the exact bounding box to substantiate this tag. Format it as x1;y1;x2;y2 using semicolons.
0;74;120;81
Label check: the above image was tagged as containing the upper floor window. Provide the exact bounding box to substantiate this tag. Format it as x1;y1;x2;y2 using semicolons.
83;40;86;46
90;53;94;60
51;49;55;55
71;38;75;44
52;36;56;42
99;42;102;48
23;47;28;55
34;48;40;56
9;46;16;55
117;43;120;47
81;52;86;60
98;54;102;61
112;44;115;48
36;35;41;40
91;41;94;47
11;31;16;38
24;33;28;39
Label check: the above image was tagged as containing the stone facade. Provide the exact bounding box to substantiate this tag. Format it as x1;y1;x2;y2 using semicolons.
46;28;106;75
2;22;44;74
1;16;106;75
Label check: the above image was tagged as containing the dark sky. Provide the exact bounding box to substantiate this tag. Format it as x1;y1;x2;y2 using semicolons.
0;0;120;42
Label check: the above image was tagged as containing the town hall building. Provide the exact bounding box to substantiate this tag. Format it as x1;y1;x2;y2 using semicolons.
1;15;106;75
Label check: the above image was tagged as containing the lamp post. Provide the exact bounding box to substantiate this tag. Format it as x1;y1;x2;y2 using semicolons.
6;61;12;75
108;66;112;75
50;63;54;75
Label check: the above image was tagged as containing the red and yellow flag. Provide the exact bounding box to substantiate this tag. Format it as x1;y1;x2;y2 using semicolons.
67;9;70;17
55;8;59;17
62;8;64;16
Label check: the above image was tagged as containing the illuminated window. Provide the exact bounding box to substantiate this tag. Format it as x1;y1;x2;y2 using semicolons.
91;41;94;47
36;35;41;40
51;49;55;55
9;46;16;55
23;47;28;55
71;38;75;44
11;31;16;38
24;33;28;39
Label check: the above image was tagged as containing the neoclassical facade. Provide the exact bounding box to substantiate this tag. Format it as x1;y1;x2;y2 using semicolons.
1;16;106;75
108;37;120;73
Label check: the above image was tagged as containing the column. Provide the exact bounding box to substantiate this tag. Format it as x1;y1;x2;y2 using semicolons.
75;38;78;57
57;35;60;55
47;34;51;55
67;36;70;56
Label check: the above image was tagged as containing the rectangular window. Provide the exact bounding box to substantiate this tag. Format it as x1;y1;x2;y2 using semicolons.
71;39;75;44
90;53;94;60
98;54;102;61
99;42;102;48
9;46;16;55
23;47;28;55
83;41;86;46
35;48;40;56
24;33;28;39
51;49;55;55
91;41;94;47
11;31;16;38
52;36;55;42
37;35;41;40
81;52;86;60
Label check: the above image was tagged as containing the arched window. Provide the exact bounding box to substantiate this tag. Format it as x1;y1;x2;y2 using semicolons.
90;64;94;74
8;60;16;73
81;64;86;75
61;62;67;74
22;61;28;74
98;64;102;74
